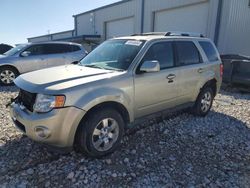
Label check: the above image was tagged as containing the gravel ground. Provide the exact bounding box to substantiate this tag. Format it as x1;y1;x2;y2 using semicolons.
0;86;249;187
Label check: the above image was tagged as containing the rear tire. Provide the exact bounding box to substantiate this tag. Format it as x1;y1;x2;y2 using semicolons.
0;66;19;86
75;108;125;158
192;87;214;116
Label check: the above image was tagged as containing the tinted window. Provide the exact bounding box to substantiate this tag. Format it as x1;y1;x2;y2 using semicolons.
43;44;72;54
71;45;81;52
175;41;200;66
0;45;12;54
142;42;174;70
25;45;45;55
199;41;219;62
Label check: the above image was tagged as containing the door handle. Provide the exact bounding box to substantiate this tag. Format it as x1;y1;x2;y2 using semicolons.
198;68;204;73
166;74;176;80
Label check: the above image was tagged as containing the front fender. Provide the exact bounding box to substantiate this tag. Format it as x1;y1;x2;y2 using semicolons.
0;61;21;73
74;87;134;122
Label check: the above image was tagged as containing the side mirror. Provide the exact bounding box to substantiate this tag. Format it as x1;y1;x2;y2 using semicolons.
71;61;79;65
140;60;160;73
21;51;31;57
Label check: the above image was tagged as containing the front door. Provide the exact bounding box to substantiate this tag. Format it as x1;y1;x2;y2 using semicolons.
134;41;180;118
17;44;48;73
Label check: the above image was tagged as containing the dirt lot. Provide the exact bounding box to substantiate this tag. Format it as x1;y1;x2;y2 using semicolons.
0;86;249;187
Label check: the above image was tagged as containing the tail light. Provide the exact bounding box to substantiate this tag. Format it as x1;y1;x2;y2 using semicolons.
220;64;223;77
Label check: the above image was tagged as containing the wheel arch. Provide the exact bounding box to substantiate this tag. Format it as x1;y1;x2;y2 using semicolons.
73;101;131;145
200;78;217;97
0;64;20;75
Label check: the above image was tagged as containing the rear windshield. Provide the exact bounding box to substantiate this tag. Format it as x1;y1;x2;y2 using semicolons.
199;41;219;62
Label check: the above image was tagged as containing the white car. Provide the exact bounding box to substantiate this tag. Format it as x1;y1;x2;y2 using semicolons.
0;41;87;85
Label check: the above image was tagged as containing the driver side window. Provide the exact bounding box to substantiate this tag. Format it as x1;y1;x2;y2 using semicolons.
142;41;174;70
25;45;44;56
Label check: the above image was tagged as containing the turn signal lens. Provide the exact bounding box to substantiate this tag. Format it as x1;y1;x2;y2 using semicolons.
220;64;223;77
55;96;65;108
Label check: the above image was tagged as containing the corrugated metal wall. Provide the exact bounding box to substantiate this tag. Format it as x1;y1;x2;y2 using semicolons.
75;0;219;40
52;31;74;40
28;0;250;57
143;0;219;39
28;30;74;43
75;0;142;40
28;35;51;43
218;0;250;56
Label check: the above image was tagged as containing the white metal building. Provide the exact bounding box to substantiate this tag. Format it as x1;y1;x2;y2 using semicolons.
28;0;250;56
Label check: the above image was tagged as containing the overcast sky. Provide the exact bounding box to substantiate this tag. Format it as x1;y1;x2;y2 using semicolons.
0;0;119;46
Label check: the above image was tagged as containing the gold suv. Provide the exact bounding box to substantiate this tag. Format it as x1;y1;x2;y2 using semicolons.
10;32;223;157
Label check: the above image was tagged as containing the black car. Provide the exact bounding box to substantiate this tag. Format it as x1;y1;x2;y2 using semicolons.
0;44;13;54
221;54;250;89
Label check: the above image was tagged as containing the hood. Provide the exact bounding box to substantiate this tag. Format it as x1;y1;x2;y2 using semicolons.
0;54;10;60
14;65;124;93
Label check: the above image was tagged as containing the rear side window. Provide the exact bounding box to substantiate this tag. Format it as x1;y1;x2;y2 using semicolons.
175;41;201;66
142;42;174;70
43;44;72;54
71;45;81;52
199;41;219;62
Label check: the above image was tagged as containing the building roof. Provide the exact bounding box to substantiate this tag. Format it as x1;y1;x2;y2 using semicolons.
27;30;74;40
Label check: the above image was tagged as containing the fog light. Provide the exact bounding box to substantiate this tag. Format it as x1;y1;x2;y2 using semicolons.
35;126;50;139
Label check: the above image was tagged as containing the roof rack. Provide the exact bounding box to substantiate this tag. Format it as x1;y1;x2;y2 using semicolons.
131;32;205;38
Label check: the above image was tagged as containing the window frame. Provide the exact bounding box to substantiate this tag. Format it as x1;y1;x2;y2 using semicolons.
199;41;219;62
136;40;176;73
43;43;73;54
23;44;46;56
174;40;203;67
71;45;81;52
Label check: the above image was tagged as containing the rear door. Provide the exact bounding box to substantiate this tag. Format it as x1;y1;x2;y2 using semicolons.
64;45;85;64
134;41;181;118
44;44;69;67
173;40;207;102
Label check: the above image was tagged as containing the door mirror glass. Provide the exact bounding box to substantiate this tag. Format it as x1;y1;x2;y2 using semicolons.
21;51;31;57
140;60;160;73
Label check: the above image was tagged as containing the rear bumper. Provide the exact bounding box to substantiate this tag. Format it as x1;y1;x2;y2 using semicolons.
10;102;86;148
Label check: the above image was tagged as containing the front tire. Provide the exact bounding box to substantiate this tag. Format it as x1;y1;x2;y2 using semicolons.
75;108;125;158
192;87;214;116
0;66;19;86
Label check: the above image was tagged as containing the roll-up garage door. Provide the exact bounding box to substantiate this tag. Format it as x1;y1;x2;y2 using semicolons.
154;2;209;35
106;17;134;39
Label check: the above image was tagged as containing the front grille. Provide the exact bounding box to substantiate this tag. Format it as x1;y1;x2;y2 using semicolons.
17;89;36;112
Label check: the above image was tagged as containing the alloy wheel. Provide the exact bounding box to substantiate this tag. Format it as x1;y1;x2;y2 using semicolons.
92;118;119;152
0;70;16;84
201;92;212;112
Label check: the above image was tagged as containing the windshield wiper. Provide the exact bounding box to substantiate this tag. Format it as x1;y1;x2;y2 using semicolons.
102;67;125;72
84;64;104;69
84;64;125;72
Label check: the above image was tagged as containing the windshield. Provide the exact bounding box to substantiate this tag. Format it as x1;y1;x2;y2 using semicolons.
3;44;28;56
80;39;145;71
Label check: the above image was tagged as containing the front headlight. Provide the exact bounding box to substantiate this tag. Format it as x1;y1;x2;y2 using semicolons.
33;94;65;113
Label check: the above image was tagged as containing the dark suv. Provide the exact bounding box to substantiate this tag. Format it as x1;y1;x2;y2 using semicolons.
0;43;13;54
